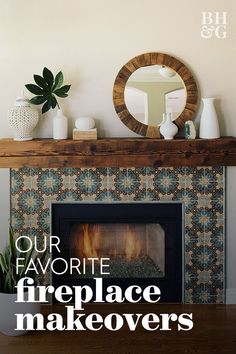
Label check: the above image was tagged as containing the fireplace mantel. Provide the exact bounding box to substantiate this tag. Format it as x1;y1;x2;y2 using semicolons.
0;137;236;168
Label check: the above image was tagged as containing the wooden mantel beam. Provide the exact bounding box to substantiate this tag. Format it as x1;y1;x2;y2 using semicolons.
0;137;235;168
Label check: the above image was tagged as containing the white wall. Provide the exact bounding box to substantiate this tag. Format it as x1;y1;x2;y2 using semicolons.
0;0;235;301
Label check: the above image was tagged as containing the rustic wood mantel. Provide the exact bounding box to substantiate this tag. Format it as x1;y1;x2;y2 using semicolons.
0;137;235;168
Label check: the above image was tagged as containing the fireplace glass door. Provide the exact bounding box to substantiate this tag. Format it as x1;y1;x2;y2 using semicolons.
70;222;165;279
52;202;183;302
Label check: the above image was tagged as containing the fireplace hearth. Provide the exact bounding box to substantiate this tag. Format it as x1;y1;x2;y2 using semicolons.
51;202;183;302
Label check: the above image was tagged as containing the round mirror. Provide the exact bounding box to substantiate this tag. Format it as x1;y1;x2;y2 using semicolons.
113;53;198;138
125;65;186;126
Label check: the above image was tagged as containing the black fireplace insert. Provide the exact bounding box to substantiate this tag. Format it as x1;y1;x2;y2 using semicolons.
51;202;183;303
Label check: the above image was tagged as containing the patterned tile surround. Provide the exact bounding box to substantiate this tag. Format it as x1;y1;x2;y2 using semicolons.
10;167;225;304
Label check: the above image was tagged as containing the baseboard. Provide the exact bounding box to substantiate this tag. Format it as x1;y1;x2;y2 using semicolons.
226;288;236;304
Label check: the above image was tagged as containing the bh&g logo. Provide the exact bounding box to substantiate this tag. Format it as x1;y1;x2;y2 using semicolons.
201;12;227;39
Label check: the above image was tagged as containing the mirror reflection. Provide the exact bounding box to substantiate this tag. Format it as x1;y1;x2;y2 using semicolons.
124;65;187;125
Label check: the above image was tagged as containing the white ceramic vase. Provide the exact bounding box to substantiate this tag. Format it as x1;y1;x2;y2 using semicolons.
53;109;68;140
0;292;40;336
9;95;39;141
160;113;178;140
199;98;220;139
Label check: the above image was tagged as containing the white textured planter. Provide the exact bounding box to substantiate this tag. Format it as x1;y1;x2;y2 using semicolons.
0;292;40;336
8;95;39;141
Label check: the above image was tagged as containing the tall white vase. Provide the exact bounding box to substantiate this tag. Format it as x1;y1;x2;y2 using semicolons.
53;109;68;140
199;98;220;139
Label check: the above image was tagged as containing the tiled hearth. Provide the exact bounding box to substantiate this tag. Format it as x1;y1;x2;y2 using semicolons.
10;166;225;303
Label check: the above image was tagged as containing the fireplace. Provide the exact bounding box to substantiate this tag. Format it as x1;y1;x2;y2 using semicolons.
11;166;225;303
70;223;165;279
51;202;183;302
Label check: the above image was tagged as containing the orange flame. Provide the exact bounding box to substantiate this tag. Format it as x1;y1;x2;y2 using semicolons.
82;224;98;258
124;227;141;260
78;224;142;260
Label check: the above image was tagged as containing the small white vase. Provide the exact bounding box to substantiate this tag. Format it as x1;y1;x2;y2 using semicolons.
199;98;220;139
0;292;40;336
160;113;178;140
53;109;68;140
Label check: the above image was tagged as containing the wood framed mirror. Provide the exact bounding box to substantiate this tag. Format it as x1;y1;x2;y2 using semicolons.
113;53;198;138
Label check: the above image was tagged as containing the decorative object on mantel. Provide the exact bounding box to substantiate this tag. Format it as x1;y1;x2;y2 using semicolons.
8;93;39;141
160;113;178;140
73;117;97;140
53;109;68;140
199;98;220;139
25;67;71;140
185;120;196;140
75;117;95;130
73;129;97;140
113;52;198;138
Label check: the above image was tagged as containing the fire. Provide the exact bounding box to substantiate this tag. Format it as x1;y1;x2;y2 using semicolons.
124;227;141;261
78;224;142;260
81;224;99;258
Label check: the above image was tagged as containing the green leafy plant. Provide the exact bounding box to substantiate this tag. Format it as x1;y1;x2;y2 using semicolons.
25;67;71;114
0;228;46;293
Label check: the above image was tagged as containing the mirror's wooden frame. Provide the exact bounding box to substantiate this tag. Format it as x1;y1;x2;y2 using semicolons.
113;53;198;138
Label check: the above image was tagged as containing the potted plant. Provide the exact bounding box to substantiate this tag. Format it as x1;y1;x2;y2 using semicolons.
25;67;71;140
0;228;46;336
